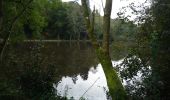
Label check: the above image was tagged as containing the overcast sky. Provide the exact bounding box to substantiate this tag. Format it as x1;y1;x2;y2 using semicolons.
62;0;151;19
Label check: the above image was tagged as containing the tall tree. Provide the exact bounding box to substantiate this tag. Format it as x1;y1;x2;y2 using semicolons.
81;0;127;99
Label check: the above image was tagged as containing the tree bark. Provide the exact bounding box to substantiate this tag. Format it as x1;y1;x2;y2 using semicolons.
102;0;112;55
81;0;127;99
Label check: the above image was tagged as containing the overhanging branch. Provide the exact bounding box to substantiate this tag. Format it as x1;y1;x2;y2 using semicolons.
0;0;34;61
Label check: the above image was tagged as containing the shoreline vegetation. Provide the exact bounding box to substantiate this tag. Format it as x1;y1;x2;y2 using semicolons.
0;0;169;99
0;39;103;43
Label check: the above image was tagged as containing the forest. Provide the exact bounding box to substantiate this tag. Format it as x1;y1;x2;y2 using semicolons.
0;0;169;100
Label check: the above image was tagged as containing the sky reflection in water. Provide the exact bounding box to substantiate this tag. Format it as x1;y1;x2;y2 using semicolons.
54;64;108;100
54;59;124;100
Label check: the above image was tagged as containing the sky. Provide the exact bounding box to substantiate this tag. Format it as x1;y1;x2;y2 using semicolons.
62;0;151;20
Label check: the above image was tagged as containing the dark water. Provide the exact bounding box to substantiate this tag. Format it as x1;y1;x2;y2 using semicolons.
1;42;126;100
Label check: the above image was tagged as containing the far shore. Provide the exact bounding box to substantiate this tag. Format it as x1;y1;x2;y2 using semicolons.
0;39;103;42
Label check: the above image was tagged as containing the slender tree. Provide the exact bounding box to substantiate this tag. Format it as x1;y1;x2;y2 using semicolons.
81;0;127;99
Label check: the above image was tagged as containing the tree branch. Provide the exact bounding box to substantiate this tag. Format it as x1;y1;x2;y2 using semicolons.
0;0;34;61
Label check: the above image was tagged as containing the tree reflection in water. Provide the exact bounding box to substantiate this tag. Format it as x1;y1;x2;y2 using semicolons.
0;42;99;100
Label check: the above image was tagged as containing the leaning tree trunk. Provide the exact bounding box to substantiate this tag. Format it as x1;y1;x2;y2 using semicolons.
81;0;127;99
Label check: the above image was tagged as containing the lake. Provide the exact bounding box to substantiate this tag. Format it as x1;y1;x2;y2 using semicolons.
0;41;130;100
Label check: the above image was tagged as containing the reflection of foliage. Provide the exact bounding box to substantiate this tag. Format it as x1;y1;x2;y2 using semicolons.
79;97;86;100
118;55;145;79
110;41;132;60
72;75;78;84
0;43;65;100
80;72;88;80
127;0;170;98
17;62;56;99
103;87;112;100
0;42;98;99
117;55;163;100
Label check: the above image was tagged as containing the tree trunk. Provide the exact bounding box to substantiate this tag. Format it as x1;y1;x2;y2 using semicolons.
102;0;112;55
81;0;127;99
97;50;127;100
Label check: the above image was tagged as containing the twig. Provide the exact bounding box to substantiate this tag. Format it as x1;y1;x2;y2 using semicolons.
79;77;100;99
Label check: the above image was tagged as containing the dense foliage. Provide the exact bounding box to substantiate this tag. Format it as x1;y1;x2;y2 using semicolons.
0;0;169;99
0;0;137;41
117;0;170;99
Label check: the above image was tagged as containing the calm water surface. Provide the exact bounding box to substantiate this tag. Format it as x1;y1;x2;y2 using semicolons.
0;41;127;100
